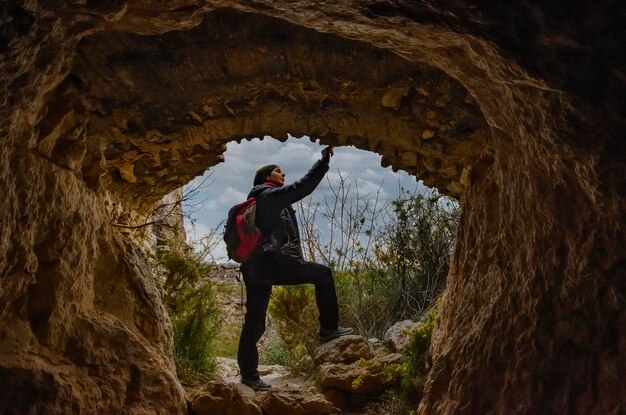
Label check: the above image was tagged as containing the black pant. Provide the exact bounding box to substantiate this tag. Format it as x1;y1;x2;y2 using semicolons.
237;252;339;381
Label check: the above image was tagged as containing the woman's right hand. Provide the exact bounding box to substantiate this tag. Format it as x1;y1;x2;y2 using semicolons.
321;145;334;160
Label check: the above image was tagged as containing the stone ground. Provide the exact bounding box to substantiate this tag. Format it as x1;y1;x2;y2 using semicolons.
210;357;403;415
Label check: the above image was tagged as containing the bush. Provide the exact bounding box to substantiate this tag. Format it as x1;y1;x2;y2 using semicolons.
376;189;458;320
334;268;398;339
153;241;222;385
297;182;458;340
267;285;318;374
212;284;243;358
402;299;440;401
260;340;290;366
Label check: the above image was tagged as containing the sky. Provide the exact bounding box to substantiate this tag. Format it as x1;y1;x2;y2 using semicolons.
183;135;426;262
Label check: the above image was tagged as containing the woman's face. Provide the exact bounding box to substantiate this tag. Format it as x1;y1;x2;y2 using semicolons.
266;166;286;186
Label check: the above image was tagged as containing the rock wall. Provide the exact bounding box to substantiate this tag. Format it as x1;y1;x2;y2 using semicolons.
0;150;186;413
1;1;623;414
151;188;186;247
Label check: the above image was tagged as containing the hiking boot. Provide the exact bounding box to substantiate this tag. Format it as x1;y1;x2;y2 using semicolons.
241;378;272;391
318;326;354;342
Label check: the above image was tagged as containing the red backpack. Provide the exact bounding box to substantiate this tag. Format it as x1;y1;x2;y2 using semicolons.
224;198;263;263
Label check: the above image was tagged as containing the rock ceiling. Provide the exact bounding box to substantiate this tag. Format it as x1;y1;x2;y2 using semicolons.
73;8;489;207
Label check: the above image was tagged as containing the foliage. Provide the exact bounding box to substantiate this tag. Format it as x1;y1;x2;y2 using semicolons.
287;343;315;374
212;284;242;358
297;182;458;339
267;285;318;374
153;239;222;385
260;340;290;366
376;189;459;318
331;268;396;339
384;361;409;385
401;299;440;401
297;171;386;270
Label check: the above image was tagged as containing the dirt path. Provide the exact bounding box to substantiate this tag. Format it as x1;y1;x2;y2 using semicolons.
215;356;316;391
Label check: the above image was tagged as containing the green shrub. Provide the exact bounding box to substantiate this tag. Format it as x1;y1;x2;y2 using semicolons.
376;189;458;321
153;242;222;385
299;186;458;341
402;300;440;401
260;340;290;366
212;284;242;358
334;267;402;339
287;343;315;374
267;285;318;374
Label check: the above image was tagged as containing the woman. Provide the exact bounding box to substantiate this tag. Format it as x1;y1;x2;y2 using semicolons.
237;145;352;391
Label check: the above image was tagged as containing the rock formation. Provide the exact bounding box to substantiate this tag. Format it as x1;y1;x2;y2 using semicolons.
191;382;261;415
258;388;338;415
151;188;186;247
316;336;403;410
190;381;338;415
384;319;424;353
319;352;404;397
1;1;623;414
314;334;373;365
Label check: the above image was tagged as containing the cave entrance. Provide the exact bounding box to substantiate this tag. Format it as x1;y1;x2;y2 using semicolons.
71;5;495;411
156;134;460;396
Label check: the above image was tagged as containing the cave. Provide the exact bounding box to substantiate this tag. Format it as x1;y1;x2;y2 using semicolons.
1;2;624;414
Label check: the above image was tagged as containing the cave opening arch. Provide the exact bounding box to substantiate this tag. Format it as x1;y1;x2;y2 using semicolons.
73;8;621;411
72;9;498;410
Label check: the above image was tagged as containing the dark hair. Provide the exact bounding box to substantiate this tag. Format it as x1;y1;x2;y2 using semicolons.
253;164;278;186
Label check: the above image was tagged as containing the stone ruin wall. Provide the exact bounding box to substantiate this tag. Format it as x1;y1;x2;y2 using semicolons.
1;1;624;414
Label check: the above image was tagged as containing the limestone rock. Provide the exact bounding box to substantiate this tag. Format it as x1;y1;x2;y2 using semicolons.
151;188;186;246
259;388;338;415
313;335;372;365
322;388;371;411
191;382;261;415
381;86;411;110
383;320;424;353
318;353;403;395
209;262;241;285
0;156;187;413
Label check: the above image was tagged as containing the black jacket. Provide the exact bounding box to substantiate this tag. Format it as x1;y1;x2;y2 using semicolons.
247;158;329;260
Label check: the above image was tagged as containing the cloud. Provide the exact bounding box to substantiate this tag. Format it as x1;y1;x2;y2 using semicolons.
184;220;212;242
208;240;228;262
355;177;390;199
217;187;247;206
203;200;218;210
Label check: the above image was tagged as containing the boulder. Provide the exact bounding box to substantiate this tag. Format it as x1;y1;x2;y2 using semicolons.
318;353;403;396
383;320;424;352
313;335;372;365
191;382;261;415
322;388;371;411
259;388;338;415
